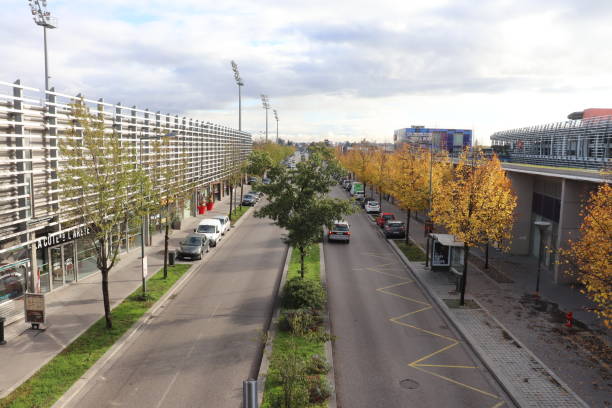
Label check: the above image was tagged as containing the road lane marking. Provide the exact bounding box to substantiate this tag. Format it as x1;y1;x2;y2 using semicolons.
357;254;505;407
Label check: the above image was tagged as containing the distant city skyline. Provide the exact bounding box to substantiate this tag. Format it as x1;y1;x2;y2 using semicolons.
1;0;611;143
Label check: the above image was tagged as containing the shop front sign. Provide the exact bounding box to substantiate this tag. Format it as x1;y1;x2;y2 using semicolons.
24;293;45;327
36;227;91;249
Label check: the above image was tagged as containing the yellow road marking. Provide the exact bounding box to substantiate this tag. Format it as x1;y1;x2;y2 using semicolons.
357;254;503;406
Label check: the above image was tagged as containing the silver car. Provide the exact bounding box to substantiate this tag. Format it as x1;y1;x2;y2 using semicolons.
327;221;350;243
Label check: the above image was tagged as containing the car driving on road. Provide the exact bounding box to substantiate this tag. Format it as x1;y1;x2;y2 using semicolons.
242;194;257;206
194;219;222;247
327;221;351;243
177;234;209;260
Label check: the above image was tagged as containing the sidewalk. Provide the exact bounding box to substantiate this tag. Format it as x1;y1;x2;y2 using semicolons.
371;192;610;407
0;191;244;398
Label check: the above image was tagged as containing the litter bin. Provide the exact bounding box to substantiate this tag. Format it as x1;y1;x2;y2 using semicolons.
168;251;176;266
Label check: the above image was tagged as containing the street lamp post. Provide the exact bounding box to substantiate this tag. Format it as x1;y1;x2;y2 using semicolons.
260;94;270;142
28;0;57;92
231;61;244;131
533;221;551;295
273;109;279;143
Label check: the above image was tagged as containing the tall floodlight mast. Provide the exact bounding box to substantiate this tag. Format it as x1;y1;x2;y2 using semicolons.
28;0;57;92
273;109;279;143
260;94;270;142
230;61;244;131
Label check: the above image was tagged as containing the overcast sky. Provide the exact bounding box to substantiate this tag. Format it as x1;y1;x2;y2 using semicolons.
2;0;611;143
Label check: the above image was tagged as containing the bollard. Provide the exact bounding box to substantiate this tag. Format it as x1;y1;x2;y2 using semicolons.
243;379;258;408
168;251;175;266
0;317;6;345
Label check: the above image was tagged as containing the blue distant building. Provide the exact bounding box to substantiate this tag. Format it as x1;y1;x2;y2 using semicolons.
393;126;472;154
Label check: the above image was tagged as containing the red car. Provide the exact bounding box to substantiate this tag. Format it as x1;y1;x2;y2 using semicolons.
376;212;395;228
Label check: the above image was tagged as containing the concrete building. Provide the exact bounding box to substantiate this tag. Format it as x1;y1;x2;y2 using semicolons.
0;79;251;321
394;126;472;154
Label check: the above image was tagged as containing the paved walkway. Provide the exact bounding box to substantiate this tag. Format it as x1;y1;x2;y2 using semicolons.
0;190;246;399
367;190;609;407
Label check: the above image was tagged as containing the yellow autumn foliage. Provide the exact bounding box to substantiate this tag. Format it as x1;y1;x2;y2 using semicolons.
560;182;612;328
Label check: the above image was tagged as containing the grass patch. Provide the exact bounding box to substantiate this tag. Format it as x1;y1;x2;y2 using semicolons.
287;244;320;282
230;204;250;222
0;264;191;408
394;240;427;262
262;244;329;408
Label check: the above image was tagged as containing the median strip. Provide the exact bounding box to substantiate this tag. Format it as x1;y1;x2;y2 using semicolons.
0;264;191;408
261;244;333;408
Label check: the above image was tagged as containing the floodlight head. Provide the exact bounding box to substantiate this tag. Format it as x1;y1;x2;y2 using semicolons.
29;0;57;28
260;94;270;109
273;109;278;120
230;60;243;86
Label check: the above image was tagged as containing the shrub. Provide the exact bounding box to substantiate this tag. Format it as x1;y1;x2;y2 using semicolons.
281;277;326;310
306;375;332;403
279;309;318;335
305;354;330;375
269;342;310;408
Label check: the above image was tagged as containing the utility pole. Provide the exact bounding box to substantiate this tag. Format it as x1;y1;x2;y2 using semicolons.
231;61;244;131
28;0;57;92
260;94;270;142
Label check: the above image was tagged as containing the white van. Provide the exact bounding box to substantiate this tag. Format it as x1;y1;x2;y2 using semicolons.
194;219;222;247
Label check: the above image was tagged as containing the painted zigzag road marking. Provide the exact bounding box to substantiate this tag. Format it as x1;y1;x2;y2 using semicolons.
356;252;505;408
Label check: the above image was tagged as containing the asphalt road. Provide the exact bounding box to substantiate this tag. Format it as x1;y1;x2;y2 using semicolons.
325;186;513;408
61;208;286;408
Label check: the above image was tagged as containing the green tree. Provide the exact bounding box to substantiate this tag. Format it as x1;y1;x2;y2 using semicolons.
149;136;190;279
257;150;354;278
59;100;150;329
246;150;273;178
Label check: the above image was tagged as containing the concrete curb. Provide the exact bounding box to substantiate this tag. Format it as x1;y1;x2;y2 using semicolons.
319;242;338;408
257;246;292;407
51;204;255;408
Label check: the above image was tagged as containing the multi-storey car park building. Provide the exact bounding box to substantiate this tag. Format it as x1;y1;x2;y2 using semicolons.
0;79;251;320
490;109;612;170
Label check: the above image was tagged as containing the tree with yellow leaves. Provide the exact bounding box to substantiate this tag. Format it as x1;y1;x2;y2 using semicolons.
431;150;516;305
388;146;431;241
560;182;611;328
368;147;392;211
344;141;374;191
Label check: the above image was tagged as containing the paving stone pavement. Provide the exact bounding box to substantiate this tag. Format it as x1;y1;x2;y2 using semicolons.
450;308;588;408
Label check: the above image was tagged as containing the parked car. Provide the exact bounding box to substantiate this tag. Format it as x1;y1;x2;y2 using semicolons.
242;194;257;206
212;215;231;235
354;192;365;204
376;212;396;228
343;180;352;190
383;220;406;238
251;190;263;199
194;218;222;247
247;176;259;185
365;200;381;214
262;178;271;185
177;234;209;260
327;221;351;243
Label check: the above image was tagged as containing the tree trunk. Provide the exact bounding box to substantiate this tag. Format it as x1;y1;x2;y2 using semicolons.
163;221;169;279
229;184;233;220
379;187;383;212
240;178;244;209
460;245;470;306
485;242;489;269
405;209;411;243
300;247;305;279
101;267;112;329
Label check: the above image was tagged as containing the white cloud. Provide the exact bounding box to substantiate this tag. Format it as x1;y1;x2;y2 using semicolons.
1;0;611;143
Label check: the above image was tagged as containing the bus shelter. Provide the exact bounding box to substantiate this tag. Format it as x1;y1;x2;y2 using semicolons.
427;233;465;272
